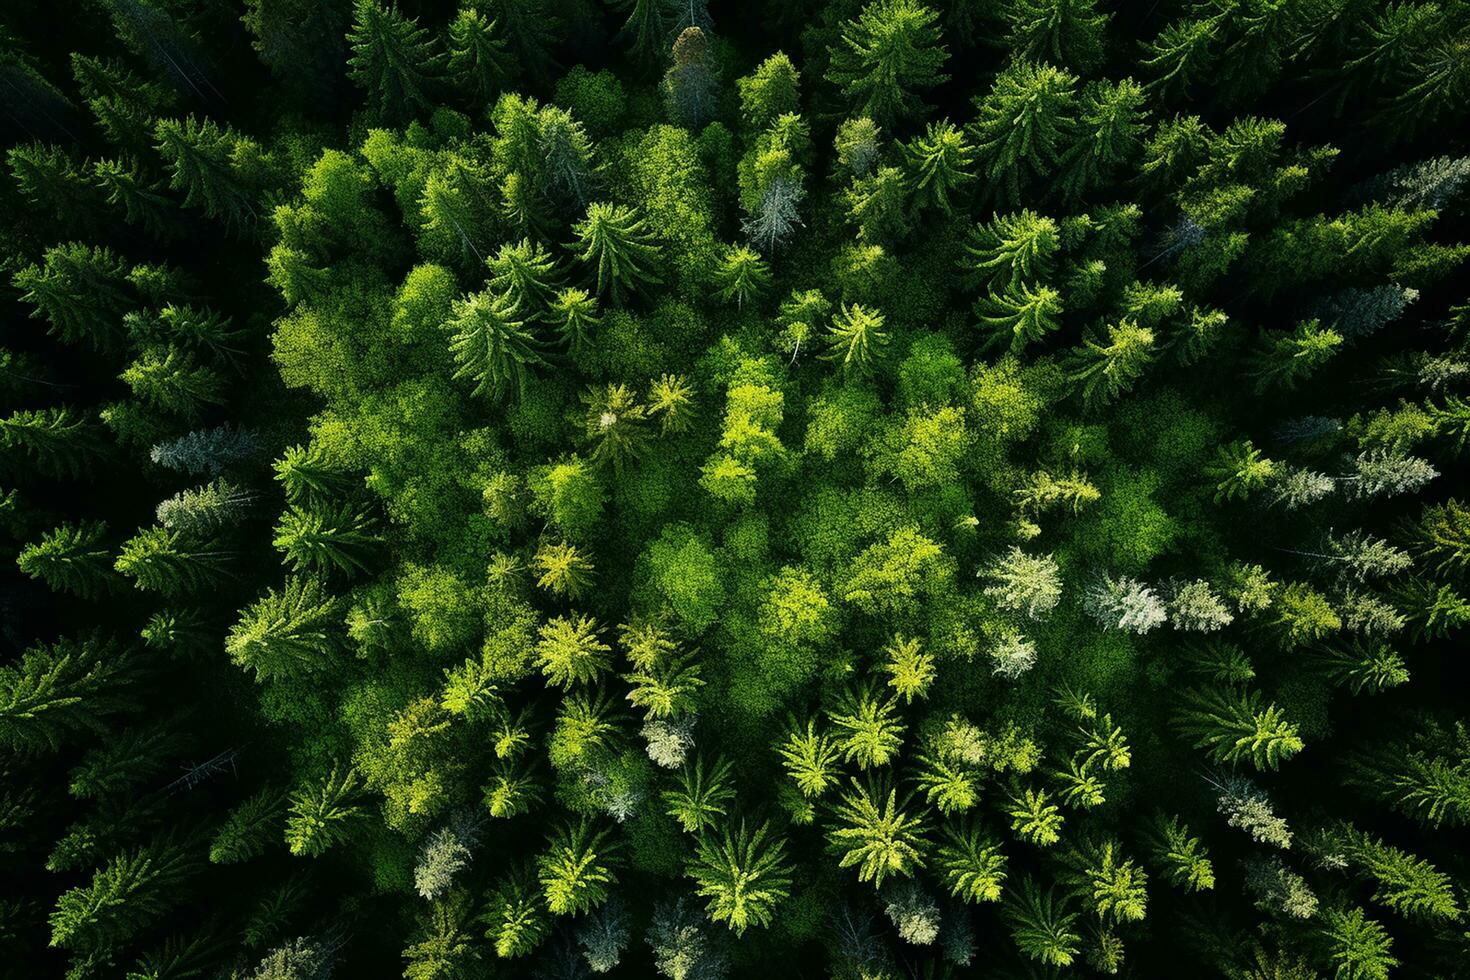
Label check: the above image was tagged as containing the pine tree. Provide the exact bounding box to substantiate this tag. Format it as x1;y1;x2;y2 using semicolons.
403;890;482;980
1059;837;1148;924
285;765;363;857
1334;824;1462;921
737;51;800;131
828;777;928;886
1055;78;1147;205
70;52;178;153
577;899;629;972
1319;906;1397;980
0;634;136;753
936;820;1007;904
1004;879;1081;967
902;120;974;214
535;614;611;688
49;835;199;957
976;281;1064;353
778;718;841;798
1173;685;1304;770
571;202;662;303
1067;320;1156;409
687;820;793;935
550;287;600;356
538;819;619;916
825;0;949;126
881;634;935;704
662;27;718;130
538;106;600;212
1249;319;1342;393
16;520;120;598
1004;0;1110;73
827;685;906;769
226;577;342;681
93;156;176;237
1007;784;1065;845
582;382;650;472
446;8;515;108
961;210;1060;289
483;863;548;958
121;346;228;419
153;116;257;227
533;540;596;598
272;502;382;577
11;242;132;352
820;303;889;378
156;479;253;537
1206;440;1276;503
980;547;1062;619
662;755;733;833
346;0;441;125
487;238;565;321
971;61;1078;205
7;142;102;229
713;244;770;310
241;0;351;98
114;525;231;596
1142;812;1213;892
1085;574;1167;634
445;287;549;399
210;786;287;864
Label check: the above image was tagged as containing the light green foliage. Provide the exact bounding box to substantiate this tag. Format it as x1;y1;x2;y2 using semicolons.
687;820;792;935
445;287;548;399
539;820;618;915
828;778;928;886
535;614;611;688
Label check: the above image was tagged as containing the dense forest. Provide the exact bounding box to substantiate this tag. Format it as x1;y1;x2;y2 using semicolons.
2;0;1469;977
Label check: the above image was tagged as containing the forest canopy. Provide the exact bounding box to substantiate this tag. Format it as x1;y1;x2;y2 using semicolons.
2;0;1470;978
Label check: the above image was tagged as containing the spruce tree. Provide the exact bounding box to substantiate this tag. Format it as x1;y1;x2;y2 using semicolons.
571;202;662;303
346;0;441;125
16;520;120;598
825;0;949;126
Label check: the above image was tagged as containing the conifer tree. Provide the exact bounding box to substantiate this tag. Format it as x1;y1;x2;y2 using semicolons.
663;755;734;833
902;120;974;215
820;303;889;378
961;210;1059;289
571;202;662;303
1067;320;1156;409
538;819;619;916
688;820;793;935
346;0;441;125
825;0;949;126
114;525;231;596
713;245;770;310
226;577;342;681
121;347;228;419
1004;0;1110;73
49;835;199;959
272;502;382;577
153;116;258;227
285;765;363;857
1173;686;1304;771
16;520;120;599
446;8;515;108
972;61;1078;205
1003;879;1081;967
11;242;132;352
976;282;1064;353
0;635;136;753
210;786;287;864
828;777;928;886
445;287;549;399
662;27;718;130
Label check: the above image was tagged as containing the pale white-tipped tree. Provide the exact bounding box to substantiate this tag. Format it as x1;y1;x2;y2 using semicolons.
1166;580;1234;632
884;880;941;945
981;547;1062;619
643;716;696;769
1085;574;1166;634
989;628;1038;679
1269;466;1336;510
1344;448;1438;501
